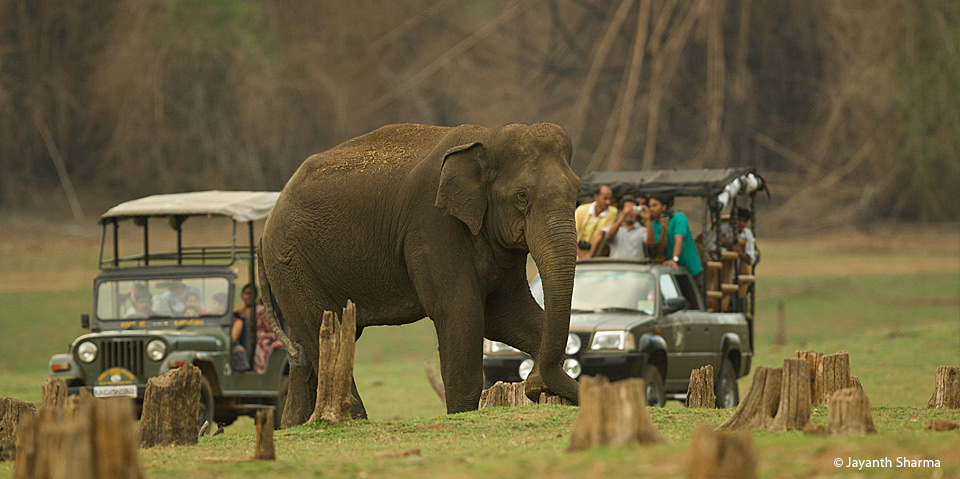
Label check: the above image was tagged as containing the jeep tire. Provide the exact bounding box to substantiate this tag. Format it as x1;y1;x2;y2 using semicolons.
641;364;666;407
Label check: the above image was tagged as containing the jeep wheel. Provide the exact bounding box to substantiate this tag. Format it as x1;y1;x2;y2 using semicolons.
199;376;215;429
715;358;740;409
641;364;666;407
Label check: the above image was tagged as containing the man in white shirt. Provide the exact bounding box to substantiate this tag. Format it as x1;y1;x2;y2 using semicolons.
587;196;649;260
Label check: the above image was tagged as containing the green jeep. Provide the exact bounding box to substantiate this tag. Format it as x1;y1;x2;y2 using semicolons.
48;191;288;427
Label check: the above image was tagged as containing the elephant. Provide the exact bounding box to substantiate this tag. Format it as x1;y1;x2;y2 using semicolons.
258;122;581;427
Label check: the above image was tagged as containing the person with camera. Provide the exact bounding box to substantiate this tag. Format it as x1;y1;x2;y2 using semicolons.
646;193;703;281
574;184;618;258
586;195;650;260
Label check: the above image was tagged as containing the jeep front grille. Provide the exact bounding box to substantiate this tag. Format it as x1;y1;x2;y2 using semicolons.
98;339;145;377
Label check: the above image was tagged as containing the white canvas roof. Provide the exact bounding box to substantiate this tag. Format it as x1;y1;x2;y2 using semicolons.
100;191;280;223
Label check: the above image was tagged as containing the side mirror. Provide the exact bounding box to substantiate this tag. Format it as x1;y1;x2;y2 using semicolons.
662;297;687;315
80;314;90;329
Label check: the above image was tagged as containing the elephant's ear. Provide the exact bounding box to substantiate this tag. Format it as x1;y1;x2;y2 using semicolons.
436;142;487;235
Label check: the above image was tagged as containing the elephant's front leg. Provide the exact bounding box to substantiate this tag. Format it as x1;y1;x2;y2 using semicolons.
432;307;486;413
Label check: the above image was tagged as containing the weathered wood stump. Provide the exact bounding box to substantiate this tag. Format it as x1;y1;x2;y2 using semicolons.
687;426;756;479
717;367;781;431
685;365;715;408
568;376;664;450
827;387;875;435
15;395;141;479
774;300;786;346
927;366;960;409
308;300;358;424
138;363;202;448
794;350;854;405
254;407;275;460
0;398;37;462
40;379;67;412
480;381;575;408
770;358;811;431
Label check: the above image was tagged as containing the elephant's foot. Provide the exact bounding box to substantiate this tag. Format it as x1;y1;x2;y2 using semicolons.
524;364;579;405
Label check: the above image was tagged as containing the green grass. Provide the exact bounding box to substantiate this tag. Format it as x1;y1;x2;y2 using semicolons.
1;227;959;478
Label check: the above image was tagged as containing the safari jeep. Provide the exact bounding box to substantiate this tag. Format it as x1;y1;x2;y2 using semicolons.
48;191;287;427
483;168;767;408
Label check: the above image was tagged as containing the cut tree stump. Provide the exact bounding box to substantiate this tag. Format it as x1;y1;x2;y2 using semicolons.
685;365;715;408
717;367;781;431
770;358;811;431
568;376;664;450
480;381;576;408
827;387;876;435
0;398;37;462
15;395;141;479
138;363;202;448
794;350;854;405
687;426;756;479
927;366;960;409
254;407;275;460
308;300;358;424
40;379;67;412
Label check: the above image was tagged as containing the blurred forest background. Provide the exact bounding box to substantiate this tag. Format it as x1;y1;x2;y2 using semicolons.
1;0;957;230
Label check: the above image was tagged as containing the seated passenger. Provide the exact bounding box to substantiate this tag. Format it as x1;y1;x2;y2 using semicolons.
732;207;758;266
155;279;202;316
646;193;704;282
124;283;153;318
253;297;283;373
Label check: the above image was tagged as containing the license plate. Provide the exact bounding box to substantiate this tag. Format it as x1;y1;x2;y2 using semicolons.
93;385;137;398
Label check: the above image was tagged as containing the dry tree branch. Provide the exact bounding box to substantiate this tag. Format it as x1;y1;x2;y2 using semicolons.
607;0;651;171
566;0;635;152
360;0;537;118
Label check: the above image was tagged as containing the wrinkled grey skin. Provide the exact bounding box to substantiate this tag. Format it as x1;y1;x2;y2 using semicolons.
259;122;580;427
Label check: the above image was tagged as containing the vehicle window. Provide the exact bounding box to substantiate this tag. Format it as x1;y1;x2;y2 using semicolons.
530;271;655;314
96;277;231;320
674;274;701;310
659;274;680;301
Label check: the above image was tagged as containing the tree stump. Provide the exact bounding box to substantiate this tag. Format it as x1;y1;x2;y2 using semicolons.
774;301;786;346
15;395;141;479
927;366;960;409
827;387;876;435
687;426;756;479
567;376;664;450
794;350;854;405
685;365;715;408
41;379;67;412
480;381;576;408
481;381;533;408
0;398;37;462
717;367;781;431
138;363;202;448
254;407;275;460
770;358;811;431
308;300;358;424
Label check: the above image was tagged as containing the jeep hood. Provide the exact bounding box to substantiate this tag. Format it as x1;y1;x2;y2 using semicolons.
568;313;654;332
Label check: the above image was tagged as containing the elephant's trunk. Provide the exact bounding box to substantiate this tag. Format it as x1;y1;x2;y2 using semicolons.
525;211;580;404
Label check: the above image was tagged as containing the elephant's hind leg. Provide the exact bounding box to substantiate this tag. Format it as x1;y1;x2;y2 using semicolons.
282;363;318;428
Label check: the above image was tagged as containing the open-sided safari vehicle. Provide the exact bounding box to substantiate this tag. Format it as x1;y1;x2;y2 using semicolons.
483;168;767;408
48;191;287;426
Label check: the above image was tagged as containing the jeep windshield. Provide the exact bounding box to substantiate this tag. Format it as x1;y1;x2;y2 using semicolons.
96;277;231;320
531;270;656;315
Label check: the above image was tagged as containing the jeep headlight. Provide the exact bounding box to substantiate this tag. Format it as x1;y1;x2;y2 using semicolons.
589;331;636;351
146;339;167;361
518;358;535;380
565;333;582;355
77;341;98;363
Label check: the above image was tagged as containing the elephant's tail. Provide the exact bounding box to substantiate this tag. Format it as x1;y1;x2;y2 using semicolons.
258;239;305;367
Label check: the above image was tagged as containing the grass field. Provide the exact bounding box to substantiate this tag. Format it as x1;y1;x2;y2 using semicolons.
1;217;958;478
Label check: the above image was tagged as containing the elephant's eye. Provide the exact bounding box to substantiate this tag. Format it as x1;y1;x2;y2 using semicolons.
515;191;529;208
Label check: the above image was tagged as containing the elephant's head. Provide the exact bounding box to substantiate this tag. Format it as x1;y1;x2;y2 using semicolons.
435;122;580;404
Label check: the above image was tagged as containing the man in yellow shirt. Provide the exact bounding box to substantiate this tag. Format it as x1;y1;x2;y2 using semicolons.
575;184;617;258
